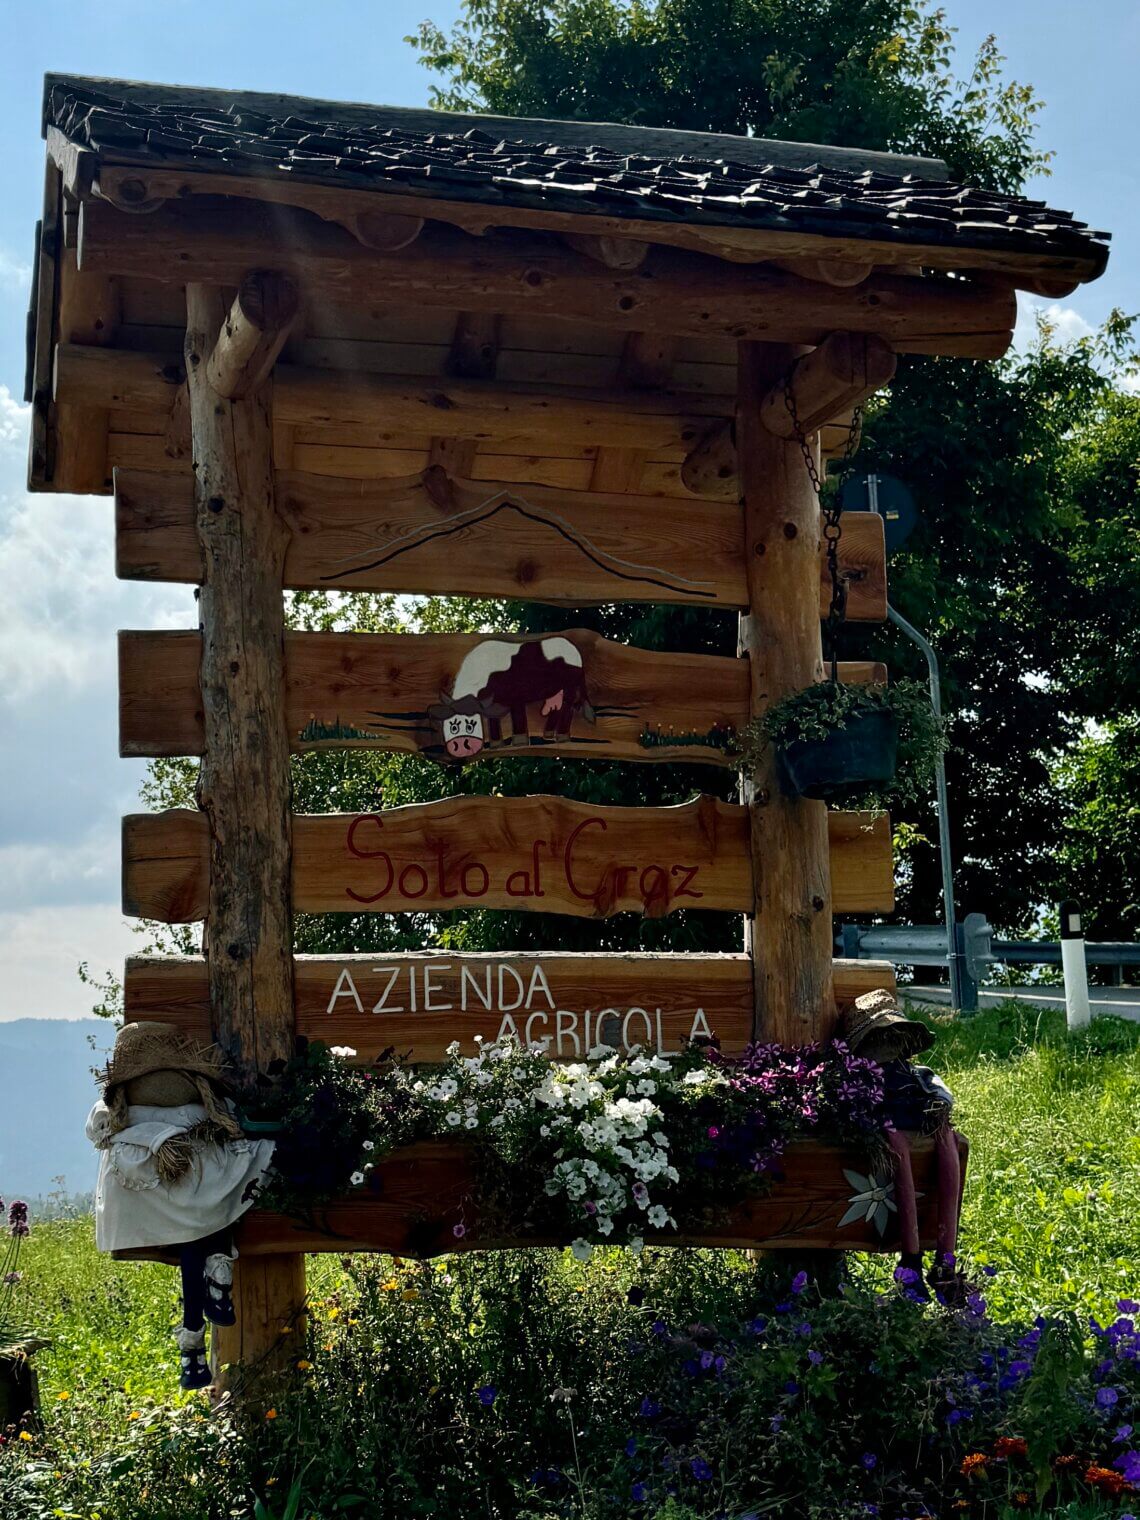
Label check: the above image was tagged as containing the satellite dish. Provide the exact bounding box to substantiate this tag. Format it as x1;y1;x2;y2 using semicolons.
837;471;917;554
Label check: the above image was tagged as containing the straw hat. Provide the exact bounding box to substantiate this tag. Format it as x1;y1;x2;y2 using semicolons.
842;988;934;1063
99;1021;241;1140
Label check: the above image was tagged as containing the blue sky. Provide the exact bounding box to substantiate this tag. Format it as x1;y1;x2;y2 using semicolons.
0;0;1135;1017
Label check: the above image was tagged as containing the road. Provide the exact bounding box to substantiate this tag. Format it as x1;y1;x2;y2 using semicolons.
904;984;1140;1021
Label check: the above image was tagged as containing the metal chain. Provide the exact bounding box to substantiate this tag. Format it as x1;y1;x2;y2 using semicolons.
782;374;862;684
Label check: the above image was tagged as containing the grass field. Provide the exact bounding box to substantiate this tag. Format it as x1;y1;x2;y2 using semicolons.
2;1002;1138;1519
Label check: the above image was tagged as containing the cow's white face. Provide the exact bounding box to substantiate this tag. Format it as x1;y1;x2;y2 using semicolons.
442;712;486;759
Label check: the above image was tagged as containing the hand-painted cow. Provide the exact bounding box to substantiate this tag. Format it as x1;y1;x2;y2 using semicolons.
427;636;595;761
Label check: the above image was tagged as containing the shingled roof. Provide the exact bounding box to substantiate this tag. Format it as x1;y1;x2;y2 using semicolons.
43;74;1109;278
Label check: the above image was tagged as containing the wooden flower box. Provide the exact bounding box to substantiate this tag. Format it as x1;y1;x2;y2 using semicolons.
115;1132;966;1263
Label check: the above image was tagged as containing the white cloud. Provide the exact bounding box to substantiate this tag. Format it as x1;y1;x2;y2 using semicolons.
0;389;196;1008
0;904;146;1020
0;246;31;294
1012;297;1096;354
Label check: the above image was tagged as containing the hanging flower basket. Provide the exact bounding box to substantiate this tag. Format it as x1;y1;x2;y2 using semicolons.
778;708;899;801
738;678;946;812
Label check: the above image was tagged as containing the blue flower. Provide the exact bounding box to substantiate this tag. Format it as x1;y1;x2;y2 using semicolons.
791;1270;809;1295
797;1321;813;1338
631;1481;649;1502
1116;1424;1134;1443
746;1317;767;1336
982;1264;999;1277
784;1380;800;1396
1116;1450;1140;1485
476;1385;497;1406
690;1458;713;1481
769;1415;783;1433
700;1350;716;1370
861;1452;878;1470
639;1397;661;1419
651;1318;668;1337
625;1436;638;1457
808;1349;824;1366
1097;1386;1120;1408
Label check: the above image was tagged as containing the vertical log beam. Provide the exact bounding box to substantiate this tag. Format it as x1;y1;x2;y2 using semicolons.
428;312;502;475
183;279;303;1389
590;334;677;492
738;342;836;1044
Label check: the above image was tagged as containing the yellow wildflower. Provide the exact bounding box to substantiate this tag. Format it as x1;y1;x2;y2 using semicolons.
18;1431;32;1442
265;1408;278;1420
380;1280;399;1292
127;1412;141;1422
296;1360;313;1371
56;1391;70;1401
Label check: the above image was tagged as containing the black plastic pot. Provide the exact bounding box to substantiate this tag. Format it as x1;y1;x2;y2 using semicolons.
777;709;899;802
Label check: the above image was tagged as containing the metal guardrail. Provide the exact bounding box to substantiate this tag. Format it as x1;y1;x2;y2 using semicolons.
839;915;1140;1014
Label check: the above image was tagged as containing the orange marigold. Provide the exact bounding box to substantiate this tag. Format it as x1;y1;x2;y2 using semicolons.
960;1453;989;1477
994;1437;1029;1459
1053;1454;1080;1470
1085;1465;1129;1495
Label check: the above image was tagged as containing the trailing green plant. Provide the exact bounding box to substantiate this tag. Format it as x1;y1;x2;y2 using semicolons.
738;677;947;812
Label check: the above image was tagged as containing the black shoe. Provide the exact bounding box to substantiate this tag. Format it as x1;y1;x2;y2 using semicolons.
177;1328;211;1390
203;1255;237;1327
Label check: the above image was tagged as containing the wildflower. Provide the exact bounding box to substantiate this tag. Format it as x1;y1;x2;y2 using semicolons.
1116;1450;1140;1485
1117;1425;1135;1443
960;1453;988;1477
3;1271;22;1286
791;1270;809;1295
1087;1464;1129;1495
631;1482;648;1502
993;1437;1028;1459
861;1452;877;1470
296;1360;312;1371
265;1409;278;1420
808;1349;824;1366
477;1385;497;1407
452;1223;466;1239
1097;1385;1121;1408
56;1391;70;1401
690;1458;713;1481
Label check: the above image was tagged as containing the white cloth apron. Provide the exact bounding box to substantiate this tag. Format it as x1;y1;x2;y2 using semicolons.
85;1099;275;1252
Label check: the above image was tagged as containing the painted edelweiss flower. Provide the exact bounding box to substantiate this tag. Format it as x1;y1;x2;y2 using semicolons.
838;1169;898;1236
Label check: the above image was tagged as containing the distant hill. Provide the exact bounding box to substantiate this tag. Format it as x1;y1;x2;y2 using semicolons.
0;1019;114;1202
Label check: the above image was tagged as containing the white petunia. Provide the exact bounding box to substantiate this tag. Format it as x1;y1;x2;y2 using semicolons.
362;1140;375;1152
446;1112;462;1127
464;1116;478;1129
570;1238;593;1262
647;1204;671;1229
350;1171;365;1186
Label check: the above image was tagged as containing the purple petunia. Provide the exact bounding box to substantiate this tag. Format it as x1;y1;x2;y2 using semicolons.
476;1385;497;1406
1096;1386;1120;1408
690;1458;713;1482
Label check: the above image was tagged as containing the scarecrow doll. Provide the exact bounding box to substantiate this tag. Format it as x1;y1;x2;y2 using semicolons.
85;1022;276;1389
842;989;965;1292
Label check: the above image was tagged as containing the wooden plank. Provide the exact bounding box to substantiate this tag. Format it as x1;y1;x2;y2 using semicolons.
114;467;887;617
53;249;120;492
123;951;898;1059
77;200;1017;358
88;160;1101;287
116;1135;961;1260
759;332;896;438
739;342;836;1045
121;800;893;922
56;342;730;452
119;627;885;766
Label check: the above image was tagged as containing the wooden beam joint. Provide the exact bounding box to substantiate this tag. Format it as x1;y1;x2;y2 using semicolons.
206;270;300;400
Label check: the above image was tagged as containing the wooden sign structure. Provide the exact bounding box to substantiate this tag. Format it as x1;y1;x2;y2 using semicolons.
28;75;1107;1380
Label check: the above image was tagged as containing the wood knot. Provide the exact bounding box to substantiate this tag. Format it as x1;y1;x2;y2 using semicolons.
812;895;826;912
207;496;225;514
515;559;537;586
523;269;544;287
226;942;248;961
229;661;240;675
783;521;798;539
754;542;766;556
617;295;636;312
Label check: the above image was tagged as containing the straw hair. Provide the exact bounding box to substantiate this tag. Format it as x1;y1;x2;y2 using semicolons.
842;988;934;1062
99;1021;242;1141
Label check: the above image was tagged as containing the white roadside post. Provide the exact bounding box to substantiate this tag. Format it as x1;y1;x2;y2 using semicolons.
1059;899;1091;1031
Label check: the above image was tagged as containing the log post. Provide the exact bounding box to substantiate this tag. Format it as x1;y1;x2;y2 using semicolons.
738;341;836;1044
183;278;303;1389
